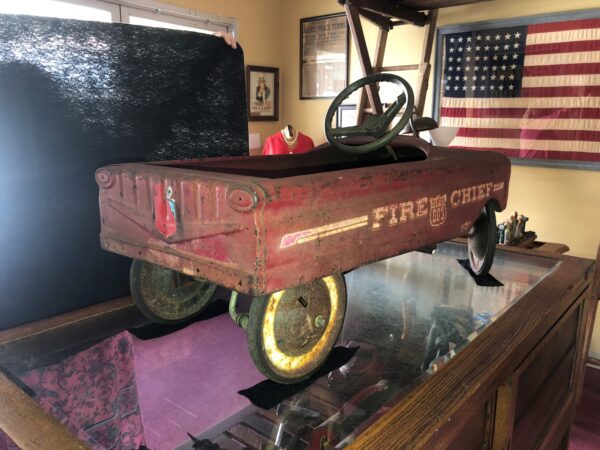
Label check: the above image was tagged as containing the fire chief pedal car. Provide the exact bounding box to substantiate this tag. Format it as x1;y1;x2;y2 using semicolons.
96;74;511;383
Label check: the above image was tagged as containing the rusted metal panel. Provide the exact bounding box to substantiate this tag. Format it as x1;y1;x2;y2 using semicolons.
97;137;510;296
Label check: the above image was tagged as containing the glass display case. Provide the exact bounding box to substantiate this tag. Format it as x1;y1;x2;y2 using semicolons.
0;242;594;450
176;242;559;450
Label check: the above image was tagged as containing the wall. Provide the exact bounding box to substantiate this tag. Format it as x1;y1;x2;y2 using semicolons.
164;0;599;352
162;0;286;148
278;0;600;354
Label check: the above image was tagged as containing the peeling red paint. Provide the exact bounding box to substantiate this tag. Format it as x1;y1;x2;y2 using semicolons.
96;137;510;296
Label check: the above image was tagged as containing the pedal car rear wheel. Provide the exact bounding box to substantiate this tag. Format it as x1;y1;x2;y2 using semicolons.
247;274;347;384
467;202;497;276
130;260;217;324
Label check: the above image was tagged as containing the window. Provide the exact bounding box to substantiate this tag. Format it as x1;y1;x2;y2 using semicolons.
0;0;118;22
0;0;237;35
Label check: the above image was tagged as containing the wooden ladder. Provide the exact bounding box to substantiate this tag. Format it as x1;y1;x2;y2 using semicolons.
343;1;439;125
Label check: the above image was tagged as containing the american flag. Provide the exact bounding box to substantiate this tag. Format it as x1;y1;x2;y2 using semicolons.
439;18;600;162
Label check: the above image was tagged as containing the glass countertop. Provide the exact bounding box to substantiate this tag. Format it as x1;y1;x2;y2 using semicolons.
1;242;559;450
178;242;558;450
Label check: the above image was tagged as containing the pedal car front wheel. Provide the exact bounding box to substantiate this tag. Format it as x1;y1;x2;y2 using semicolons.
130;260;217;324
467;202;497;276
247;274;347;384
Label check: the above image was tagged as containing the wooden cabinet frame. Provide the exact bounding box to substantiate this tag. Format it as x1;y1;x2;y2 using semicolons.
0;245;597;450
351;245;597;449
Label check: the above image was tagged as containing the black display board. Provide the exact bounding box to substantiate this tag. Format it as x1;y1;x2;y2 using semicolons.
0;15;248;330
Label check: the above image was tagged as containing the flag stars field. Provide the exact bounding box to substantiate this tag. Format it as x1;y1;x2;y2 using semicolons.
439;18;600;162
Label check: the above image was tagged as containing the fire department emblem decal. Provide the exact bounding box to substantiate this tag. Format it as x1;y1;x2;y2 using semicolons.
429;194;447;227
154;184;177;238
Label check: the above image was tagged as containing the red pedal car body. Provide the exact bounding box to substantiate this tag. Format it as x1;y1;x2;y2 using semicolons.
97;138;509;295
96;74;511;383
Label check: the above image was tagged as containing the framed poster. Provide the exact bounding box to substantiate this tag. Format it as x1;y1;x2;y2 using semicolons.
433;9;600;171
247;65;279;121
300;13;349;99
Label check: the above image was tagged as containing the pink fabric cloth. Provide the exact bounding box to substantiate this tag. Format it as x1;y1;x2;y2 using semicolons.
19;332;145;450
133;313;264;450
1;312;264;450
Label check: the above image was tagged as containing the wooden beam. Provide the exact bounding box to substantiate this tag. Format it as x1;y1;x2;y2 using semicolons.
415;9;438;115
0;371;88;449
492;377;518;449
373;27;389;73
399;0;491;9
348;0;427;26
593;242;600;301
345;3;383;115
356;27;388;124
0;296;145;373
0;296;135;346
355;7;392;30
380;64;420;72
389;20;409;28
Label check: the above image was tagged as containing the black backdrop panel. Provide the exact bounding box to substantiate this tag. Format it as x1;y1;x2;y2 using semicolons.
0;15;248;330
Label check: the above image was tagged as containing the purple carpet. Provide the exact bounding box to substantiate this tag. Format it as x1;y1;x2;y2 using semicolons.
569;366;600;450
0;311;263;450
132;313;264;450
2;329;600;449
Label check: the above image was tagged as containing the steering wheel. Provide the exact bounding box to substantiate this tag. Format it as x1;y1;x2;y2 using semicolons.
324;73;415;154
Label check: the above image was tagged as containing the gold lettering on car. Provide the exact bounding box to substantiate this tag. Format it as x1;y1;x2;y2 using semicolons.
371;206;388;231
416;197;428;217
399;201;414;223
370;181;496;230
450;190;461;208
450;182;493;208
429;194;447;227
281;180;501;248
389;204;399;226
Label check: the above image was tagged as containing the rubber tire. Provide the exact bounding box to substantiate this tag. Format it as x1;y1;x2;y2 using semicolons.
467;202;497;276
247;275;347;384
130;260;217;325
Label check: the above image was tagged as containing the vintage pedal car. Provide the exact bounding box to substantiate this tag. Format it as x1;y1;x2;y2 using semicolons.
96;74;511;383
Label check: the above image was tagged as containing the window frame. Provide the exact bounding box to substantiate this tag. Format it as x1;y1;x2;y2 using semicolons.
6;0;238;35
115;0;237;34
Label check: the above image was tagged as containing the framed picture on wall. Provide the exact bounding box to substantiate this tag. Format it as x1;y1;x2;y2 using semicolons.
300;13;349;99
433;9;600;171
247;65;279;121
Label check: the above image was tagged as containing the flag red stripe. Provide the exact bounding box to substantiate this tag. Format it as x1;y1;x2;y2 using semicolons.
441;107;600;119
525;40;600;55
523;63;600;76
528;18;600;34
455;127;600;142
521;86;600;97
442;18;600;164
448;146;600;162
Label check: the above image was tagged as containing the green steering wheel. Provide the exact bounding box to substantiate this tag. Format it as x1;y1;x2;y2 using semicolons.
324;73;415;154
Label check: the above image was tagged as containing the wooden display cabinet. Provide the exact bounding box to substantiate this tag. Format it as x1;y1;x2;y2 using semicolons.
351;245;597;449
0;244;597;450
